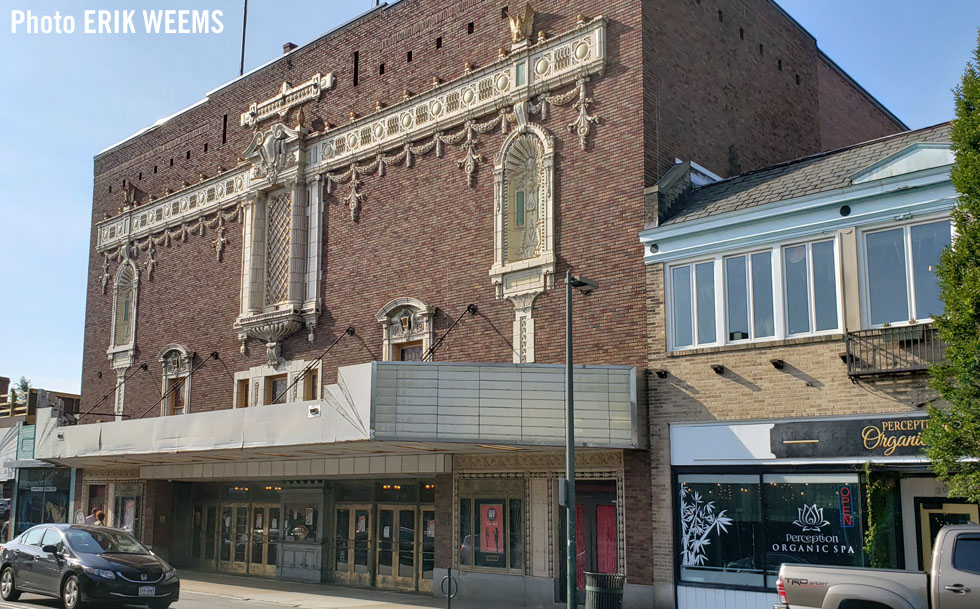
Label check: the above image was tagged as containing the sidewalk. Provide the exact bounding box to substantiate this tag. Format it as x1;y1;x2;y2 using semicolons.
179;571;444;609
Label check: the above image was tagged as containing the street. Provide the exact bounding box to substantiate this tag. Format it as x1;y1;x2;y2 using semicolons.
0;573;446;609
0;591;292;609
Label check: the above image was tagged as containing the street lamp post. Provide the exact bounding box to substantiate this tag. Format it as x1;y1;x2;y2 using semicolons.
565;269;597;608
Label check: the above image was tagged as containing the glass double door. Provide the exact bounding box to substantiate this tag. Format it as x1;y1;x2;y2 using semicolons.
334;504;434;592
334;505;372;586
207;502;280;576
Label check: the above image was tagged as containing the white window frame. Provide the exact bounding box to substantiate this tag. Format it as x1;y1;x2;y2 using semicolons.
723;249;777;344
666;235;842;352
780;238;842;338
667;258;721;351
858;214;952;328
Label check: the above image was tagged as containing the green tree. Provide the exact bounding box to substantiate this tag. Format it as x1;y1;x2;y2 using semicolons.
12;377;31;406
924;31;980;503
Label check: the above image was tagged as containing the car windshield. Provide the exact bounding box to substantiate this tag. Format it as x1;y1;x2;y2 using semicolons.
64;528;149;555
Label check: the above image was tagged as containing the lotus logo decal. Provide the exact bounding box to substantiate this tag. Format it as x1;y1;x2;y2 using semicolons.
793;504;830;532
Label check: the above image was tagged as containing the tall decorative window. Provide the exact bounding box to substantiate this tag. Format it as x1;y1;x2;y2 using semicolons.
111;262;137;350
490;103;555;363
157;344;193;416
107;260;139;420
265;191;292;306
376;298;434;362
236;122;323;369
505;135;544;263
861;218;951;327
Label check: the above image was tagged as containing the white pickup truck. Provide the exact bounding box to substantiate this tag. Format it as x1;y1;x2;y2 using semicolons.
775;524;980;609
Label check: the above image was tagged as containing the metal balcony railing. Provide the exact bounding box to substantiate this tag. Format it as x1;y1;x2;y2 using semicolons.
845;324;946;378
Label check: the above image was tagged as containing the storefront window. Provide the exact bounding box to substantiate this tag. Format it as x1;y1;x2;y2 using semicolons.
677;472;868;590
284;503;318;543
16;468;71;535
458;496;523;570
113;483;142;539
762;474;863;586
677;475;763;587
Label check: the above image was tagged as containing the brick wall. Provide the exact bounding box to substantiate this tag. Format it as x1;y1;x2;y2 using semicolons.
642;0;904;185
623;449;653;583
817;55;904;151
433;472;453;570
81;0;648;421
645;262;930;601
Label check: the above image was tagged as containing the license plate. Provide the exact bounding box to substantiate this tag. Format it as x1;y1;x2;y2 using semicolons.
138;586;156;597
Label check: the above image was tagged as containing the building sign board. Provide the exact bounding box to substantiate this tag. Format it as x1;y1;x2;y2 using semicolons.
770;414;927;459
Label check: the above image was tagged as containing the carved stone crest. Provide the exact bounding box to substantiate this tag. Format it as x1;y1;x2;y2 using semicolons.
242;123;303;185
506;3;535;44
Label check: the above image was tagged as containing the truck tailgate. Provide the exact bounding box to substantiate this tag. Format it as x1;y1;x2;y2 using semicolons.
780;564;928;609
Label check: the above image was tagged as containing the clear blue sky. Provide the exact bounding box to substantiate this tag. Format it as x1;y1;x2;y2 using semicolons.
0;0;977;393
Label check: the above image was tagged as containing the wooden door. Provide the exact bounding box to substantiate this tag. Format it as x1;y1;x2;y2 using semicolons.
334;505;372;586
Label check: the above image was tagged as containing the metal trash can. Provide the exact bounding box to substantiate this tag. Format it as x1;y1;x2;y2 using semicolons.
585;572;626;609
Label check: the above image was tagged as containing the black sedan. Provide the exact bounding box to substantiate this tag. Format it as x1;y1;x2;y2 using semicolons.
0;524;178;609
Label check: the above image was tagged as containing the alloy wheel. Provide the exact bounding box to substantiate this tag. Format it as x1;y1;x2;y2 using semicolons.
63;576;79;609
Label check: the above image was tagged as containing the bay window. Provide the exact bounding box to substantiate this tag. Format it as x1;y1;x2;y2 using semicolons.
667;238;840;350
863;219;951;326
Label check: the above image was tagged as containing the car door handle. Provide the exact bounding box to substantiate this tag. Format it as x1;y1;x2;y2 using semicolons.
945;584;971;594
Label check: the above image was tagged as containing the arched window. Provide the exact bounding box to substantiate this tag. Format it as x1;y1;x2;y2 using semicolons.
504;134;545;263
111;262;138;349
157;344;193;415
490;104;556;363
376;298;434;362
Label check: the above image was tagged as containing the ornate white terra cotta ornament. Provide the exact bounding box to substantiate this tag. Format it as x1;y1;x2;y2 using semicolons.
376;297;435;361
235;121;324;368
490;102;555;363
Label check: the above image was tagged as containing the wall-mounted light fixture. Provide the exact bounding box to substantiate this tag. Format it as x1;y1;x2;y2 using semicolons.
769;359;785;370
654;369;668;379
710;364;724;375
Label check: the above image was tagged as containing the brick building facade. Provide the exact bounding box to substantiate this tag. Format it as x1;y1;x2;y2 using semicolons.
36;0;905;607
640;124;956;608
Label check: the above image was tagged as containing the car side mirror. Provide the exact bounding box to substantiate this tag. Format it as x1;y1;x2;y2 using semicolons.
41;544;58;554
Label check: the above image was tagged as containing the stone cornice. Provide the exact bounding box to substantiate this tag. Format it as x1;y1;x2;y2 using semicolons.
94;16;607;253
306;16;606;174
96;167;251;252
